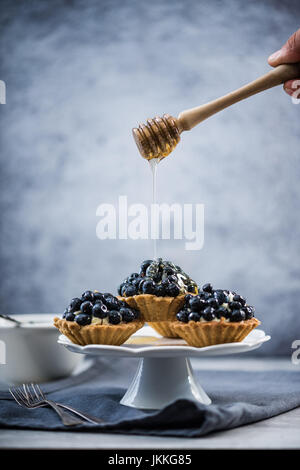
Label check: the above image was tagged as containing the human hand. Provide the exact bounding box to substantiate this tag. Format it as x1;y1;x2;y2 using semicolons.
268;29;300;97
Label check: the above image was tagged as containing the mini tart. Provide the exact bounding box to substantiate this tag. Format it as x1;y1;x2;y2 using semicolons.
54;317;144;346
120;294;185;323
170;317;260;348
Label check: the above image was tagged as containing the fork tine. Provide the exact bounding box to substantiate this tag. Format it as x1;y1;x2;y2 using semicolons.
9;388;22;406
9;388;28;407
31;383;42;400
24;384;35;404
35;384;46;400
18;388;32;406
16;386;27;401
30;383;37;398
10;388;45;409
22;383;46;406
22;383;30;400
11;385;91;425
14;387;27;402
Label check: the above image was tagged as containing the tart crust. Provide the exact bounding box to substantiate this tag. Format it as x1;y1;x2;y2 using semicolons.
120;294;185;322
170;317;260;347
54;317;144;346
147;321;180;338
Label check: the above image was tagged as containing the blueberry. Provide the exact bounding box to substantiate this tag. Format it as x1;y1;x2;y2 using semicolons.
155;284;166;297
103;295;122;310
120;308;135;323
207;297;219;308
108;311;122;325
81;290;95;302
230;309;246;322
80;301;93;315
130;308;140;319
62;308;68;319
92;302;108;319
140;260;153;274
139;277;151;291
69;297;82;313
184;294;193;307
166;283;180;297
176;310;189;323
199;291;213;300
120;284;129;296
243;305;255;319
213;291;227;304
75;314;91;326
132;277;143;288
233;294;246;306
123;284;138;297
188;311;201;322
65;312;75;321
215;306;228;319
117;283;126;296
189;296;206;312
202;307;215;321
167;275;177;283
142;280;156;294
202;283;213;293
129;272;139;280
203;306;215;315
94;292;105;302
230;301;242;311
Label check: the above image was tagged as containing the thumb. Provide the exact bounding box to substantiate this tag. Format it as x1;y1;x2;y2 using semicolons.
268;29;300;66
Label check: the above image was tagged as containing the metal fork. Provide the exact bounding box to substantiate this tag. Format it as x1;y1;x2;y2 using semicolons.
9;384;104;426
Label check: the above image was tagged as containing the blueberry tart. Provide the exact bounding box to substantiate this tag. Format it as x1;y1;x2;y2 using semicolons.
54;291;144;345
118;259;198;338
170;284;260;347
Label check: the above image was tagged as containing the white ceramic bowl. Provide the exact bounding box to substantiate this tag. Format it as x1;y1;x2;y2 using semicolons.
0;314;82;384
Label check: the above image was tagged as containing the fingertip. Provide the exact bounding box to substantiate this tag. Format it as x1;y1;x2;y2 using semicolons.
268;49;282;66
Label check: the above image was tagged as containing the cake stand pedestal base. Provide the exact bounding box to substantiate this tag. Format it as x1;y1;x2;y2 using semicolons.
58;327;270;410
120;357;211;409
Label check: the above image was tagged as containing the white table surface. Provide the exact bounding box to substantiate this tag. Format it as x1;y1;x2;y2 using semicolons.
1;357;299;450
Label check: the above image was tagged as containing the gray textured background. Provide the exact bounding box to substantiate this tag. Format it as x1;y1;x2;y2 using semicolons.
0;0;299;355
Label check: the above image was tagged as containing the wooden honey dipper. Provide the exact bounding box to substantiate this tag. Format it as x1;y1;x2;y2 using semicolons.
132;63;300;160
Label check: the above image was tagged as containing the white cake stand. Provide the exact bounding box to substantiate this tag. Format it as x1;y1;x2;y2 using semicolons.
58;326;270;410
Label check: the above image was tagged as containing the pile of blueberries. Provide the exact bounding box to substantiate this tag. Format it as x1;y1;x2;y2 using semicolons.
118;259;197;298
177;283;255;323
62;291;140;326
